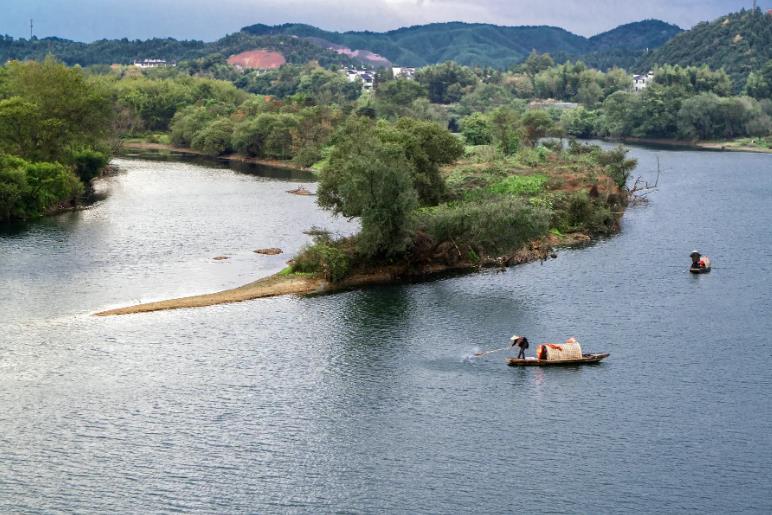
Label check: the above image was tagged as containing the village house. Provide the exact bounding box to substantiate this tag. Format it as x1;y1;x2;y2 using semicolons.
633;71;655;92
343;66;375;90
133;59;174;69
391;67;416;79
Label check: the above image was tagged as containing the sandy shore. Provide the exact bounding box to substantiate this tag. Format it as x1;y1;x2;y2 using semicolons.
94;227;588;317
95;274;325;316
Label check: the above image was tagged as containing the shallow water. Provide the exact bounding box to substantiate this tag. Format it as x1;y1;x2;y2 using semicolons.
1;148;771;513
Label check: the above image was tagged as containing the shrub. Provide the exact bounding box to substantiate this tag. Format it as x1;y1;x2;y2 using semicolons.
460;113;493;145
292;241;351;282
418;198;550;255
70;149;109;183
191;118;234;156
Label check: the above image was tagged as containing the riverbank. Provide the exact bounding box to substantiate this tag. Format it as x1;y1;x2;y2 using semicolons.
120;142;314;172
95;232;588;316
615;137;772;154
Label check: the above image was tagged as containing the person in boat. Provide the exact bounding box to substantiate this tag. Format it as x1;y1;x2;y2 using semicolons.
690;250;708;269
510;335;529;359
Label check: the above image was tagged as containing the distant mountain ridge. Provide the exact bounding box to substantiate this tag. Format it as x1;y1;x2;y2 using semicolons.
1;18;684;71
242;19;683;69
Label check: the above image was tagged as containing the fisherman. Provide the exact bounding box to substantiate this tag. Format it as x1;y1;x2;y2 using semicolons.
510;335;529;359
690;250;706;269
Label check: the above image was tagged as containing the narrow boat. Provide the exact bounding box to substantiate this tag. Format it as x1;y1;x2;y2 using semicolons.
507;352;610;367
689;251;711;274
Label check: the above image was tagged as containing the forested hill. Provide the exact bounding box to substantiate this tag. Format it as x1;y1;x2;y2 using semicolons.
0;33;355;68
242;20;682;69
640;9;772;90
1;19;681;70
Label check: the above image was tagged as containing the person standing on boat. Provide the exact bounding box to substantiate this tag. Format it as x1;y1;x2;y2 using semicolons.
511;335;529;359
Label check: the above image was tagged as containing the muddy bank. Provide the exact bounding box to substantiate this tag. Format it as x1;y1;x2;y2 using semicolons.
612;137;772;154
120;142;315;171
95;234;588;316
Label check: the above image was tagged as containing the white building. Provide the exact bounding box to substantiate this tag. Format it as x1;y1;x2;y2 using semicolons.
633;72;655;92
392;67;416;79
343;67;375;90
133;59;174;69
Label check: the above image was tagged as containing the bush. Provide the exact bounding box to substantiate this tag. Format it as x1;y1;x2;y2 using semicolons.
460;113;493;145
191;118;234;156
551;191;616;234
292;241;351;282
70;149;109;183
418;198;550;255
0;154;83;221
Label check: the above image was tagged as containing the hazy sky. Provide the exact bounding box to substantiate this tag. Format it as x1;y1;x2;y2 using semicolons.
1;0;754;41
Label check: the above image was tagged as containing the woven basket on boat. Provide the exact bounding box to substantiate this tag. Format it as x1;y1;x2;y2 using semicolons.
536;340;583;361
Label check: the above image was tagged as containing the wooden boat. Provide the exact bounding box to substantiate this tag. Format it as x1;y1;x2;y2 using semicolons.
507;353;610;367
690;266;711;274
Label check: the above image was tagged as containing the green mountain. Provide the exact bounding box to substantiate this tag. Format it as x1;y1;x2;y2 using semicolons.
1;18;681;71
242;20;682;69
640;9;772;90
0;33;354;68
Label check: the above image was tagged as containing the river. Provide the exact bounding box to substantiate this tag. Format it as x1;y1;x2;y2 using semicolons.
1;147;771;513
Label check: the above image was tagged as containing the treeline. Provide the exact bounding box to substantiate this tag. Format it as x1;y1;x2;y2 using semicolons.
641;9;772;92
0;58;113;221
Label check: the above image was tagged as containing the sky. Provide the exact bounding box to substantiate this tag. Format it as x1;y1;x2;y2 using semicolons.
0;0;755;42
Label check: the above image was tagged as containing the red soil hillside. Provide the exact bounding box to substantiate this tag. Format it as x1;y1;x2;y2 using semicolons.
227;49;286;69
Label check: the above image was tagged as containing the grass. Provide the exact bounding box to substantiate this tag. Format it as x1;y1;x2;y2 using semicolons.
489;174;548;196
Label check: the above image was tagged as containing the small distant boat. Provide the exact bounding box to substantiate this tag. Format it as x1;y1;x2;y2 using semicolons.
689;250;711;274
507;353;610;367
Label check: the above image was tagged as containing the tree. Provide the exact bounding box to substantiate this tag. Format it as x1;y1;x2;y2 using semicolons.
520;110;554;146
745;61;772;100
415;62;477;104
0;57;113;163
488;107;521;155
461;113;493;145
523;51;555;87
387;117;464;205
376;79;426;106
318;117;418;257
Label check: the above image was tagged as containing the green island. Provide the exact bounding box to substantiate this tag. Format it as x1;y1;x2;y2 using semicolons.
0;9;769;314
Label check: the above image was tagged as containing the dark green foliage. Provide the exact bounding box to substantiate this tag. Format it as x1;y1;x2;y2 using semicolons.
191;118;235;156
0;154;83;221
551;191;616;235
641;9;772;91
745;61;772;99
461;113;493;145
319;117;419;257
292;239;351;282
0;58;113;163
652;64;733;96
415;62;478;104
677;94;771;139
71;149;109;183
418;198;550;255
232;113;298;159
376;79;427;105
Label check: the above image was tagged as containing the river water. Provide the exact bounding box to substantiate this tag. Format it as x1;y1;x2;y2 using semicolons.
1;147;771;513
